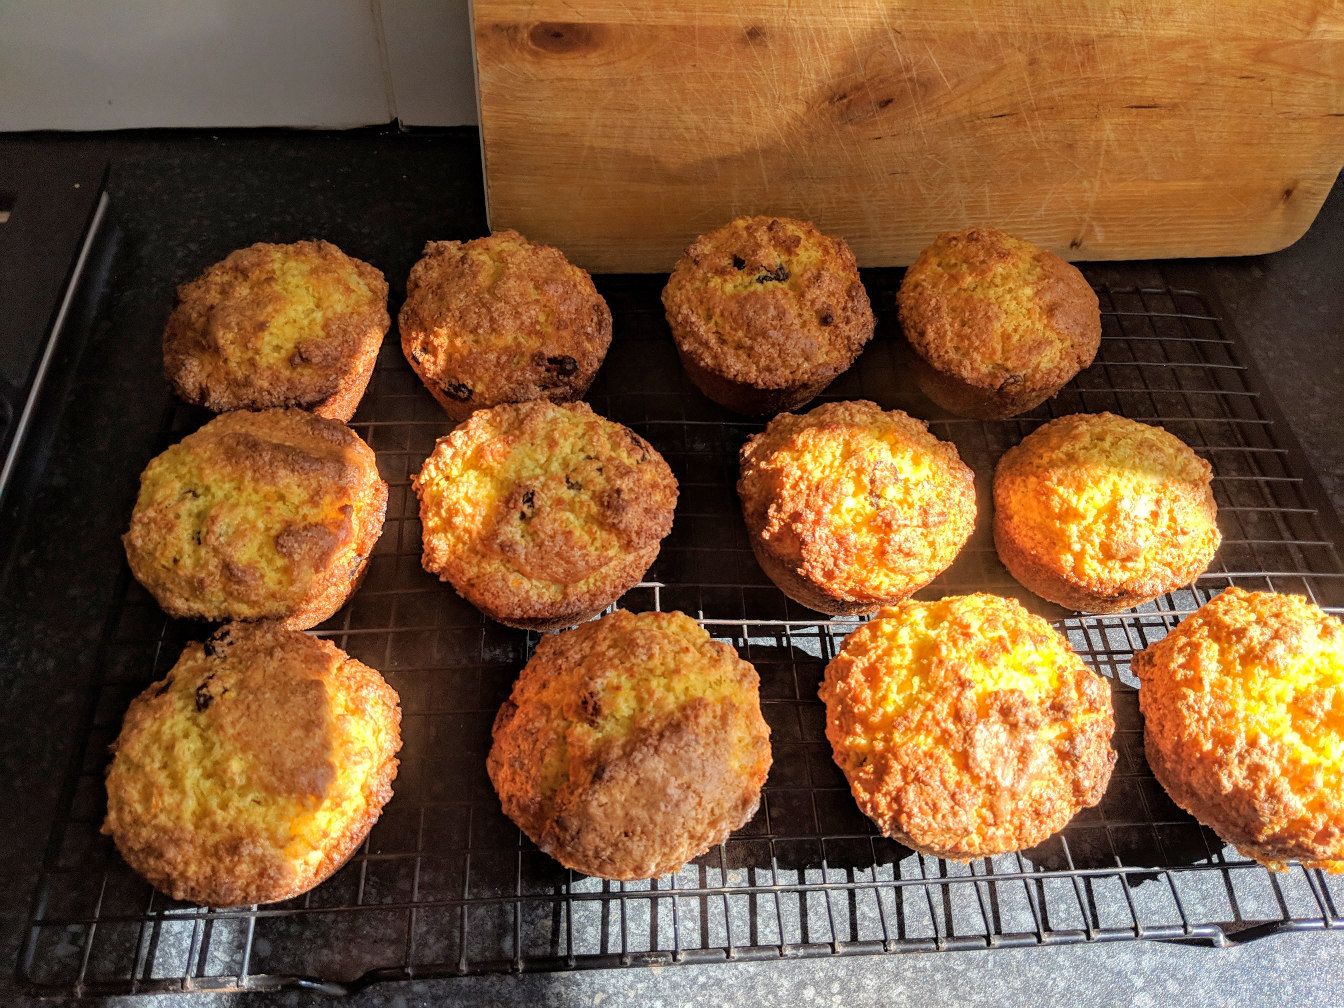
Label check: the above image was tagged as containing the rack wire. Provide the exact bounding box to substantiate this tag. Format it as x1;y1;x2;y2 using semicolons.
18;276;1344;996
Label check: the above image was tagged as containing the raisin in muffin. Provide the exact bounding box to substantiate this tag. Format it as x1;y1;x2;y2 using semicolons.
163;240;389;422
897;227;1100;419
661;215;875;415
399;230;612;421
103;621;401;907
413;400;677;631
488;609;771;880
738;400;976;615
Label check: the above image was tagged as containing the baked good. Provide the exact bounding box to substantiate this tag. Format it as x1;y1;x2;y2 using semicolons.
820;593;1115;860
487;609;771;880
738;399;976;615
123;408;387;629
993;412;1220;613
102;621;402;907
412;400;677;631
1135;587;1344;873
399;230;612;421
163;240;389;422
897;226;1100;419
661;215;875;415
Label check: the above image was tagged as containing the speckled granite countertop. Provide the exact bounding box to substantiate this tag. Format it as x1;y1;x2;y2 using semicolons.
0;129;1340;1007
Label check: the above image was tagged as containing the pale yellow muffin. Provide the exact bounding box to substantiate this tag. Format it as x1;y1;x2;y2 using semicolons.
897;227;1100;419
993;413;1220;613
662;215;875;415
820;594;1116;859
488;609;772;880
1135;588;1344;873
163;240;389;422
103;622;402;907
123;409;387;630
738;400;976;615
412;400;678;631
399;230;612;421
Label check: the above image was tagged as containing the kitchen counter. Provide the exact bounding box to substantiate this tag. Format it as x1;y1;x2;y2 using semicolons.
0;128;1340;1008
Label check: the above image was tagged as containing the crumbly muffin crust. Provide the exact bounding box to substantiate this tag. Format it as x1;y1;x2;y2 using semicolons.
662;216;875;414
399;230;612;421
1135;588;1344;873
488;609;771;880
738;400;976;615
897;227;1100;419
163;240;389;422
820;593;1116;859
412;400;678;631
103;622;402;907
994;412;1220;612
123;409;387;629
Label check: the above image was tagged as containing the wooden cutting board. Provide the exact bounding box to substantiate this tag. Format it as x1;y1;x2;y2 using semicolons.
473;1;1344;272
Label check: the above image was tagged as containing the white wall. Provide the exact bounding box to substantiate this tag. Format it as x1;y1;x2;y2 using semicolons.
0;0;478;131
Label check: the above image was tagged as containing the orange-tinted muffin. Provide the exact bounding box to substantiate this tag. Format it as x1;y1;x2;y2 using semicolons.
488;609;771;880
412;400;678;631
738;400;976;615
662;215;875;415
103;622;401;907
163;240;389;422
399;230;612;421
123;409;387;629
993;413;1220;612
897;227;1100;419
1135;588;1344;873
820;594;1116;859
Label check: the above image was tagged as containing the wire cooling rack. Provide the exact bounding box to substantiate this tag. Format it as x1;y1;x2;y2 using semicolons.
18;274;1344;996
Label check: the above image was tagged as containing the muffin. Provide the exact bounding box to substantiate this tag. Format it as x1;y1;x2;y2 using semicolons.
102;621;402;907
123;408;387;629
897;227;1100;419
487;609;772;880
993;412;1220;613
163;240;389;422
399;230;612;421
661;215;875;415
1135;587;1344;873
738;400;976;615
412;400;677;631
820;593;1116;860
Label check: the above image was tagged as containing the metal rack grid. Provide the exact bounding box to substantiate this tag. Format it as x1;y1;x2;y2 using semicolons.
18;276;1344;996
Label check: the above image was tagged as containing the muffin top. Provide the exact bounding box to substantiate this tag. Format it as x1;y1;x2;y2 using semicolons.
399;230;612;421
820;593;1115;859
994;412;1220;607
103;621;402;907
163;240;389;421
123;408;386;628
739;400;976;609
487;609;771;880
413;400;677;627
1135;587;1344;872
661;215;874;390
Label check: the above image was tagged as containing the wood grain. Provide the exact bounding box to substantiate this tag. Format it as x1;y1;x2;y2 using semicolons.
473;1;1344;271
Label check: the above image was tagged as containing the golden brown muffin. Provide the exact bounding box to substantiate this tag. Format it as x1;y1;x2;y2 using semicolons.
412;400;677;631
163;240;389;422
820;594;1116;860
661;215;875;415
897;227;1100;419
123;408;387;630
993;413;1220;613
488;609;771;880
738;400;976;615
102;621;402;907
1135;587;1344;873
399;230;612;421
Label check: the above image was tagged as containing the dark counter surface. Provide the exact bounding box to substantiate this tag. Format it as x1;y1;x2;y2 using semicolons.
0;129;1340;1007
